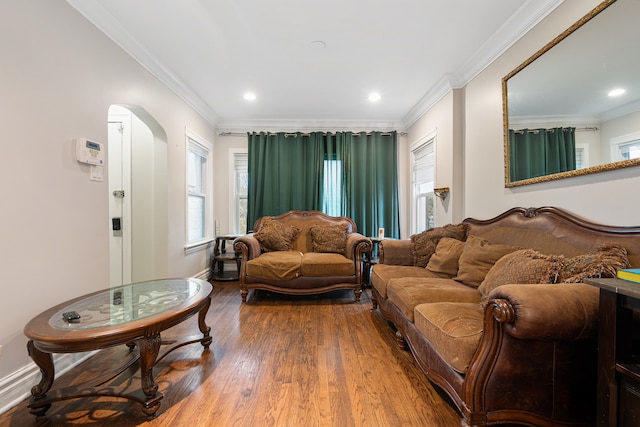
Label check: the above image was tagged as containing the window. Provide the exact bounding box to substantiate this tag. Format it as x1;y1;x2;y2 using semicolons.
322;156;342;217
231;151;248;234
186;130;213;247
411;137;435;234
611;131;640;162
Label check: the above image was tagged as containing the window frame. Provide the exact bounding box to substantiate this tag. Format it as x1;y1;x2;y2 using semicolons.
185;128;214;252
410;131;437;235
228;148;248;234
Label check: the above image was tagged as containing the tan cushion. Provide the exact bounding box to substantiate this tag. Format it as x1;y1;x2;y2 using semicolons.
558;242;630;283
254;217;301;252
478;249;564;303
246;251;302;280
410;223;468;267
387;278;480;322
310;224;348;255
426;237;466;277
371;265;441;299
454;235;521;287
414;302;484;374
300;252;354;276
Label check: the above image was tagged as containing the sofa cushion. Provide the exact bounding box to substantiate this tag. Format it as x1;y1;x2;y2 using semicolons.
478;249;564;303
558;242;629;283
454;236;521;287
371;265;441;299
246;250;302;280
414;302;484;374
426;237;466;277
387;278;480;322
254;217;301;252
300;252;354;276
310;224;348;255
410;223;468;267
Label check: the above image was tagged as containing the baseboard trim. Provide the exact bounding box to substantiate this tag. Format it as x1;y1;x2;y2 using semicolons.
0;351;96;416
193;268;209;280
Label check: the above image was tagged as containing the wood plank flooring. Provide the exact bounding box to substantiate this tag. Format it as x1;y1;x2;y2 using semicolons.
1;283;462;426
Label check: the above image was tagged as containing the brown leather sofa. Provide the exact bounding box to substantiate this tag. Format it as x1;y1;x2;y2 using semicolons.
234;210;371;303
371;207;640;427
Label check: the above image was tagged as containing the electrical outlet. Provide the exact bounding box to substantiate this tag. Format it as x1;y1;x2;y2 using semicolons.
0;345;3;356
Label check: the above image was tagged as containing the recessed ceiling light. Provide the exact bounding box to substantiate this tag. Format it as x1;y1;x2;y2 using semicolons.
243;92;257;101
368;92;381;103
608;88;626;97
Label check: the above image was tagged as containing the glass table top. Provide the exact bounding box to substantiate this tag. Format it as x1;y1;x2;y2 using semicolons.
48;278;202;330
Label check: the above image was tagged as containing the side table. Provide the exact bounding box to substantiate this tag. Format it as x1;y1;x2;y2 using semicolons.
209;234;241;282
585;277;640;427
363;237;383;287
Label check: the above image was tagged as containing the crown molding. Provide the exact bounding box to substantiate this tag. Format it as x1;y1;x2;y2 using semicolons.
216;119;405;135
66;0;220;127
402;0;565;128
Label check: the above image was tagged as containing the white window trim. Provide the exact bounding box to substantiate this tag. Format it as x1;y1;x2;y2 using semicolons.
410;128;437;235
611;131;640;162
228;148;248;235
184;128;214;252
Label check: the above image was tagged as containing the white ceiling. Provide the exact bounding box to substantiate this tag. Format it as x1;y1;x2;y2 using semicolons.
66;0;564;131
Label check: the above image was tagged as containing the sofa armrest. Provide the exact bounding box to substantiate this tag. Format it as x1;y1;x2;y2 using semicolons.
346;232;372;261
486;283;600;341
234;234;262;261
378;239;413;266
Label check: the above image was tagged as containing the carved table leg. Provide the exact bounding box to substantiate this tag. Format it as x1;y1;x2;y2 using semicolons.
137;332;163;418
354;287;362;302
26;340;54;417
198;296;213;349
240;289;248;302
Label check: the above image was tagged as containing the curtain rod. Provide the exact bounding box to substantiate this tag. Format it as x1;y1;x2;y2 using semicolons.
218;131;406;137
513;126;599;135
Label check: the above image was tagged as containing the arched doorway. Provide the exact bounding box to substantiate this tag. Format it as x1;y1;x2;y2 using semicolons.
108;105;168;286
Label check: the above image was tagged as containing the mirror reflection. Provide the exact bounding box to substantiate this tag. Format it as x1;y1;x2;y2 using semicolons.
503;0;640;187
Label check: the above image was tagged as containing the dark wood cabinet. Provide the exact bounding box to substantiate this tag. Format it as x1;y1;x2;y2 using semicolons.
586;278;640;427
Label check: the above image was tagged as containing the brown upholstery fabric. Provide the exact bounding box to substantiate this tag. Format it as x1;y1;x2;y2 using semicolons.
387;278;480;322
426;237;466;277
454;235;521;287
371;264;441;299
254;217;301;251
300;252;353;276
478;249;564;303
410;223;468;267
414;302;484;374
246;251;302;280
310;224;348;255
558;242;630;283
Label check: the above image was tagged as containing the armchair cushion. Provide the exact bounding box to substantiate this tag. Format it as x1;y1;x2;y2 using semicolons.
310;224;349;255
300;252;354;276
254;217;301;252
246;250;302;280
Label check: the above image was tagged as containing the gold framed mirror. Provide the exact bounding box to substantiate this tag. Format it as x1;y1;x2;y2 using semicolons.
503;0;640;187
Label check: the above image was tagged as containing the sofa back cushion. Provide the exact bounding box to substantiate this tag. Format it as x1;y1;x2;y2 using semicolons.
426;237;466;277
410;223;468;267
310;224;349;255
254;217;301;252
454;236;521;287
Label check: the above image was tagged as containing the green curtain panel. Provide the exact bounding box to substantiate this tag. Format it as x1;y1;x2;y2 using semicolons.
509;127;576;181
247;132;324;229
247;131;400;238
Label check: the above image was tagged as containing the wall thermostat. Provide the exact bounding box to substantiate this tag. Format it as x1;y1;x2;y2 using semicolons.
75;137;105;166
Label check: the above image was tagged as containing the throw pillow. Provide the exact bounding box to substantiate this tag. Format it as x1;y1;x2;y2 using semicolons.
454;235;521;287
310;224;349;255
558;242;630;283
254;217;301;252
410;223;468;267
478;249;565;302
426;237;466;277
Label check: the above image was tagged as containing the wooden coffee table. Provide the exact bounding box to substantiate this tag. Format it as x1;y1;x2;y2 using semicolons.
24;278;213;418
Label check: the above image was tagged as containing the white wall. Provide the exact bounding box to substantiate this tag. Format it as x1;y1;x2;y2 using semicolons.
0;0;216;386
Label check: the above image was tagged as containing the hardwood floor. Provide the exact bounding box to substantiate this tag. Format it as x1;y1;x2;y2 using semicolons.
1;283;462;426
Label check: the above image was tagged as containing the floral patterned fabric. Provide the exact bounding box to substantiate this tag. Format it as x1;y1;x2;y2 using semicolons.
310;224;349;255
558;242;629;283
254;217;301;252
